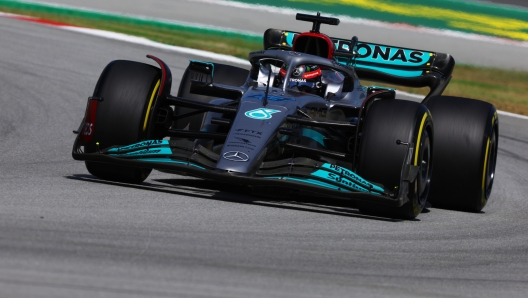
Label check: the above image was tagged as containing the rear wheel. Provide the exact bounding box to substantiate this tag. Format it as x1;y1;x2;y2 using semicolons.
357;100;433;219
84;60;161;183
174;63;249;131
424;96;498;212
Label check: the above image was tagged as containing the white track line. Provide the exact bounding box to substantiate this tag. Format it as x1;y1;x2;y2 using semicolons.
496;110;528;120
0;12;249;65
11;0;262;37
1;12;526;120
396;90;528;120
63;26;251;66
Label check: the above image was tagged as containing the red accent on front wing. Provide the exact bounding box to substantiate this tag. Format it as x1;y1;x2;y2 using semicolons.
147;55;168;97
79;99;98;143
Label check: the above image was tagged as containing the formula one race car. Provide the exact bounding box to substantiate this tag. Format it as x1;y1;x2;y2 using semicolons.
72;13;498;219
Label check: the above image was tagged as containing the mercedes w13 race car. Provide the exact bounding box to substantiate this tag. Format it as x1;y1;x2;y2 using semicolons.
72;13;498;219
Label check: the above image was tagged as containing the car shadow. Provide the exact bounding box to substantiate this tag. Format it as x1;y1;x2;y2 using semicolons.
66;174;406;222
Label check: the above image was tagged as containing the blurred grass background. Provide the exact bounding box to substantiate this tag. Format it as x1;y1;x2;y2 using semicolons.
0;0;527;115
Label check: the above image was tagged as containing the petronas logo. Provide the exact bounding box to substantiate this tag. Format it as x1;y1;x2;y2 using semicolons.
244;108;281;120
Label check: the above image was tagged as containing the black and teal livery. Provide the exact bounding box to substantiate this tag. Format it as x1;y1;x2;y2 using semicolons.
100;139;385;196
72;13;498;219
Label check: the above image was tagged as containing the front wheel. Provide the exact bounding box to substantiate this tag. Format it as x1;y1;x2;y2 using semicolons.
357;100;433;219
84;60;161;183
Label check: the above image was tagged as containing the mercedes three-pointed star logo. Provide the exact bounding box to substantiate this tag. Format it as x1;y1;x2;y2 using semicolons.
293;66;303;76
223;151;250;162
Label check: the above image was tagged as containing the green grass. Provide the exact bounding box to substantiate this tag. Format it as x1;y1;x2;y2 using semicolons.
1;5;527;115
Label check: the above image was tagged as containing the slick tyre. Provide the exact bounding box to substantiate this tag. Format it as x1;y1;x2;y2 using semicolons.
357;100;433;219
84;60;161;184
424;96;498;212
174;63;249;131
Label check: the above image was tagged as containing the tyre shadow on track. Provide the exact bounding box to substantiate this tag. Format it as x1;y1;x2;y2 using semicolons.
66;174;405;222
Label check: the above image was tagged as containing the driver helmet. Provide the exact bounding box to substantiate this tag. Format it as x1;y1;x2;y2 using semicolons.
279;64;326;97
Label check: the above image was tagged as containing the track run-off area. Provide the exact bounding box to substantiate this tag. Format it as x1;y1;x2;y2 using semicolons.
1;1;528;297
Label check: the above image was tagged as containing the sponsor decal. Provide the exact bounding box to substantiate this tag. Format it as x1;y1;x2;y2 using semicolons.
124;149;162;156
290;78;306;83
310;169;367;192
82;122;93;136
353;43;429;65
327;172;369;192
282;32;430;67
311;164;385;193
109;145;172;157
289;51;302;56
236;129;262;136
223;151;249;162
325;164;370;188
110;140;164;152
79;99;98;143
302;69;321;79
244;108;281;120
247;94;295;102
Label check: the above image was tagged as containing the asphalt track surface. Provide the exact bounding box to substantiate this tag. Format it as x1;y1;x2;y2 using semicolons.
26;0;528;71
1;11;528;298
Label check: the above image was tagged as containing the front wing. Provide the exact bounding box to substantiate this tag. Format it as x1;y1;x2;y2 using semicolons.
73;139;411;207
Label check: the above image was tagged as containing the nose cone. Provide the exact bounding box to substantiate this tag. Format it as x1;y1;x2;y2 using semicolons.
215;101;289;174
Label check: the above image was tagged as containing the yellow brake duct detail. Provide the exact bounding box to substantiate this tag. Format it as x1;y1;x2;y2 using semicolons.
414;113;428;166
481;137;491;201
143;79;161;132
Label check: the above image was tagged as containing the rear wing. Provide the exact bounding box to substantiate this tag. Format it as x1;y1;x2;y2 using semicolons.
263;29;455;99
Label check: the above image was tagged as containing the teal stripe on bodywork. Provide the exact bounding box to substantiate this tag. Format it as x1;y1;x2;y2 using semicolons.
189;60;215;78
138;158;206;170
319;163;384;193
263;163;384;195
355;65;424;78
301;128;326;147
107;140;170;153
286;32;295;46
264;176;350;192
311;169;370;193
109;147;173;157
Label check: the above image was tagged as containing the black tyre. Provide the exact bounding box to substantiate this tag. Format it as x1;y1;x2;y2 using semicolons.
84;60;161;183
424;96;498;212
357;100;433;219
174;63;249;131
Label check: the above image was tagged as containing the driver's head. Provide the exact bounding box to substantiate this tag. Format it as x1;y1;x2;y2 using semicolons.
279;64;326;97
